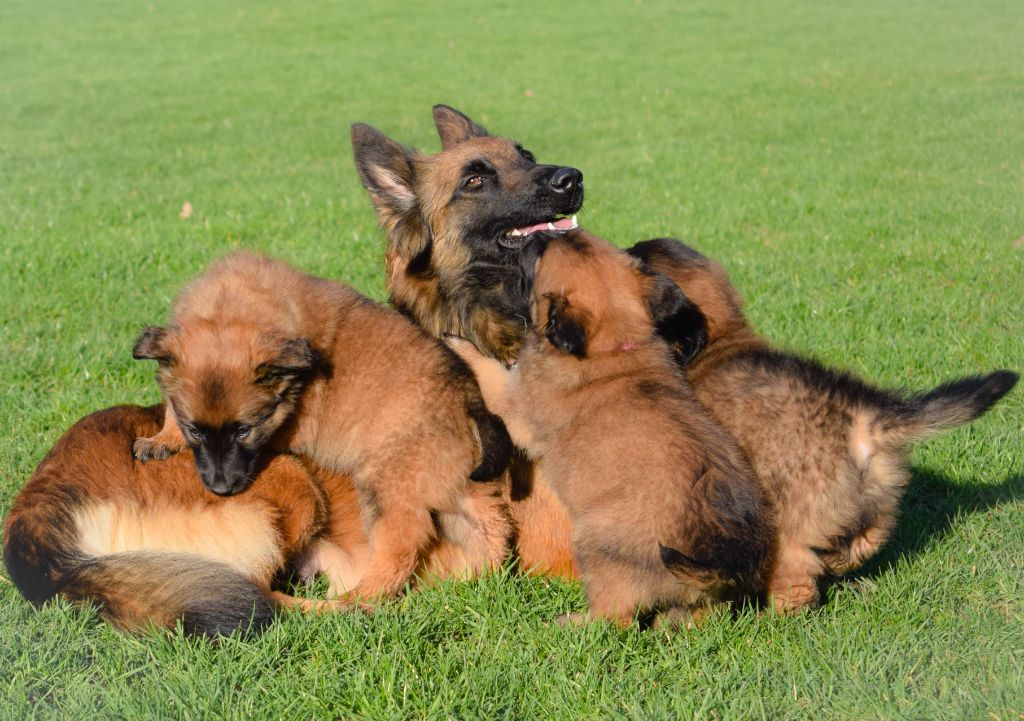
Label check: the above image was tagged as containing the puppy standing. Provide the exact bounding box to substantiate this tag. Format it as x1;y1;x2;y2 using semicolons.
132;251;512;604
628;238;1019;611
449;231;775;626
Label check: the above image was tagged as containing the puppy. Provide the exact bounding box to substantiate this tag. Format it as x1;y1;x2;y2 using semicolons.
3;404;512;634
4;403;339;636
131;251;512;604
448;231;775;627
628;238;1020;611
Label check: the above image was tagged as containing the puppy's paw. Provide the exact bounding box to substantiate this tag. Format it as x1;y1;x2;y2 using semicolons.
133;436;175;462
555;612;589;627
444;334;483;362
651;605;706;632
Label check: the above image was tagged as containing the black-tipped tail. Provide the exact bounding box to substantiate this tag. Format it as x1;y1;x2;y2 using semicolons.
60;552;274;637
881;370;1019;446
3;521;274;638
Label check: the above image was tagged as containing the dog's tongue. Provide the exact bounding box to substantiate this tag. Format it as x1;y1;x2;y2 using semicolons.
512;215;578;236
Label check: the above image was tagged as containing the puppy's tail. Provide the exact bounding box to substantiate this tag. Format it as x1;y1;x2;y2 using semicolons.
3;509;273;637
875;370;1018;448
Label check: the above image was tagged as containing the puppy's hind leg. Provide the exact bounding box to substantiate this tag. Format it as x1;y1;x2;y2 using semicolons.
134;405;189;461
574;560;647;628
345;486;437;603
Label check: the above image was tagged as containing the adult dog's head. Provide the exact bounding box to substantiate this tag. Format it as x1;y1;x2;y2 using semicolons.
351;106;584;363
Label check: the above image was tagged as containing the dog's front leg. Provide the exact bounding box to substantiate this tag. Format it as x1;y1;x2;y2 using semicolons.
133;404;189;461
445;336;535;447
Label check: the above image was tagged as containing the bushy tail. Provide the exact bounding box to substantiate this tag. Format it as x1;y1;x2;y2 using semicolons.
878;370;1018;447
4;517;273;637
60;552;274;636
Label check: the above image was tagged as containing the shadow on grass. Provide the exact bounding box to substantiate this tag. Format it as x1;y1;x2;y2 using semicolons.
842;466;1024;585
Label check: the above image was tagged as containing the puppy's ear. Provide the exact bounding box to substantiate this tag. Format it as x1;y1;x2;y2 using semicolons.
517;235;551;297
351;123;418;226
432;105;489;149
646;274;707;366
543;295;587;357
133;326;174;365
256;338;325;386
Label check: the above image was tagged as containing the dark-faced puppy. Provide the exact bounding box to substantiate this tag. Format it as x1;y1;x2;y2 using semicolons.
448;231;775;627
132;251;513;605
3;404;514;634
2;403;342;635
628;238;1020;611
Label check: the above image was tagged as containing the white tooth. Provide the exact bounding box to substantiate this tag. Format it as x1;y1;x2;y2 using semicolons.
547;222;556;230
509;228;522;236
570;215;578;228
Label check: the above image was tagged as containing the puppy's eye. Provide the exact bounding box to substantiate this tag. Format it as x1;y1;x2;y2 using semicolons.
186;426;204;442
235;425;251;441
462;175;485;190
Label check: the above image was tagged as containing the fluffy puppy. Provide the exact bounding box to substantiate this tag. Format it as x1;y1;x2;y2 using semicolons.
4;403;337;635
131;251;512;605
3;404;512;634
448;231;775;627
628;238;1019;611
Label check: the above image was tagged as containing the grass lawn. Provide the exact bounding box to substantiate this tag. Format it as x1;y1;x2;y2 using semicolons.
2;0;1022;718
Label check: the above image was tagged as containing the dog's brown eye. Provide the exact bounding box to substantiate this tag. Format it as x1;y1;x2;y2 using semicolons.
235;425;251;441
463;175;485;189
187;426;204;442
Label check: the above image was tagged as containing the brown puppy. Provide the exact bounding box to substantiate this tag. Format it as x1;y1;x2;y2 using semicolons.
448;231;775;627
131;251;512;605
3;404;512;634
627;238;1020;611
3;403;336;635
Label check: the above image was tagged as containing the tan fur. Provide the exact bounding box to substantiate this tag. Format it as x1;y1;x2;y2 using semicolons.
74;500;284;584
449;231;775;626
134;252;512;604
637;242;1014;611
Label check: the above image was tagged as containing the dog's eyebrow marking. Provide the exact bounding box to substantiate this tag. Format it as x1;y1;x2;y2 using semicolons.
462;159;496;177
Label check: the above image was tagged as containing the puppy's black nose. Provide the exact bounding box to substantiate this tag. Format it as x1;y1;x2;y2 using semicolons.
548;167;582;194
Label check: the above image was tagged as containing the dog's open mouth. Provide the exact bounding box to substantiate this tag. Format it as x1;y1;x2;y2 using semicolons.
499;214;578;249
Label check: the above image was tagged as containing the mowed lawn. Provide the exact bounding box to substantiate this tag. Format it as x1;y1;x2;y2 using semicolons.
2;0;1022;718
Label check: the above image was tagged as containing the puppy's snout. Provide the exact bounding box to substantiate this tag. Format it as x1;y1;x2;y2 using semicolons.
548;167;582;194
202;471;249;497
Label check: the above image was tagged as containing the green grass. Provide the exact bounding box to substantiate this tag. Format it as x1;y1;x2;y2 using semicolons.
2;0;1023;718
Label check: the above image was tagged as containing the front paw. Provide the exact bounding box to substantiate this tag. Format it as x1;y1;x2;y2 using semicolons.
444;334;483;363
133;436;174;462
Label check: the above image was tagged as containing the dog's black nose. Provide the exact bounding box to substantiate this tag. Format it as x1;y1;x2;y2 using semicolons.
548;167;582;194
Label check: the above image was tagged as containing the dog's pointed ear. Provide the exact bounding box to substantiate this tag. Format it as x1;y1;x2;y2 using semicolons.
133;326;174;365
432;105;489;149
543;295;588;357
256;338;324;386
646;274;707;366
351;123;418;226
